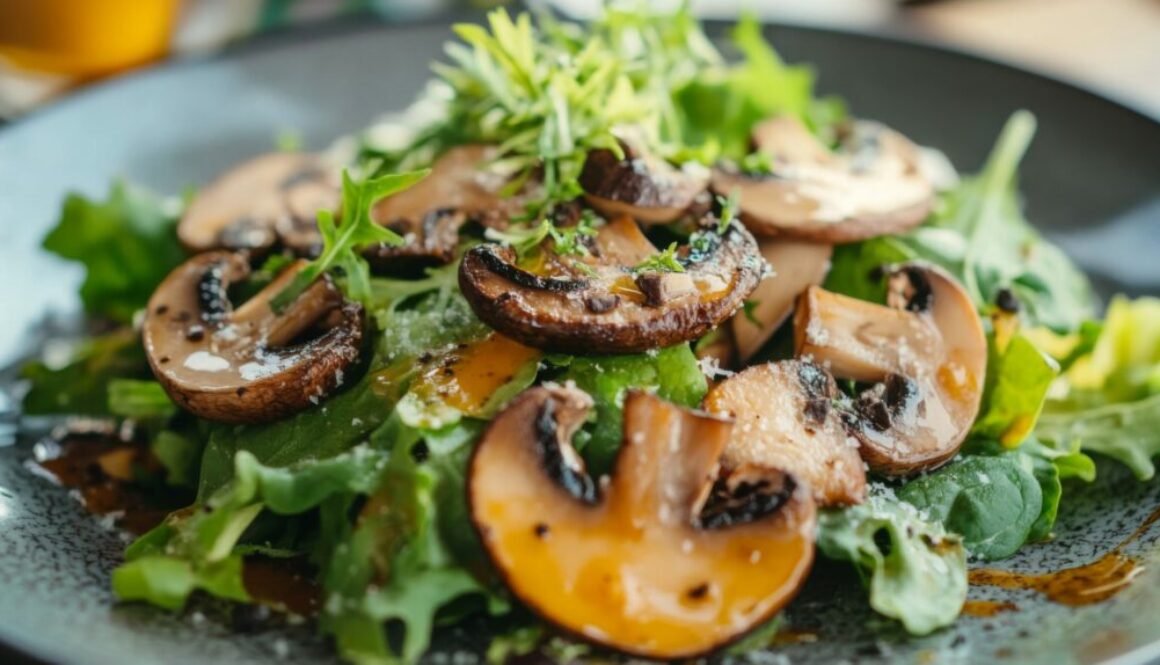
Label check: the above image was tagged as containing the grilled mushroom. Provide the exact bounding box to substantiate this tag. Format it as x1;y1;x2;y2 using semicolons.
178;153;338;256
458;216;765;354
143;252;363;424
794;264;986;474
366;145;529;269
732;239;832;363
711;116;934;243
469;385;815;658
703;360;866;506
580;130;709;224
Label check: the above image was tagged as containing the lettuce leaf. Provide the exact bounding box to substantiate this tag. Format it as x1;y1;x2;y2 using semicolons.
1039;394;1160;481
21;328;149;415
42;181;185;323
554;343;708;474
897;455;1042;560
971;326;1059;447
817;494;966;635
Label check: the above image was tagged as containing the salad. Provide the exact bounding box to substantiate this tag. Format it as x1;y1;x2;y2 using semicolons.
18;5;1160;663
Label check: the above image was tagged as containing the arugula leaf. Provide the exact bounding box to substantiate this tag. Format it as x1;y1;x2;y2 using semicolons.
555;344;707;474
43;181;185;323
272;169;428;309
817;494;966;635
113;554;247;611
671;13;844;163
897;455;1043;560
21;328;149;416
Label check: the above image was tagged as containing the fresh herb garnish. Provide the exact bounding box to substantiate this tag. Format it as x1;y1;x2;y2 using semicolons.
271;169;429;310
634;242;685;274
716;191;740;234
485;214;599;264
742;299;763;327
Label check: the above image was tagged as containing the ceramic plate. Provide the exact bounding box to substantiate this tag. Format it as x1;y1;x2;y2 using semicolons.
2;17;1160;665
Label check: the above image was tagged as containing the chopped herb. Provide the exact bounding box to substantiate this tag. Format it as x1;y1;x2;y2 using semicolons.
742;299;763;327
271;169;429;310
739;150;776;174
716;191;740;234
485;221;552;263
634;242;685;274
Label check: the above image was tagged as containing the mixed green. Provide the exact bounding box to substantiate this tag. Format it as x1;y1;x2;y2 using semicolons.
20;5;1160;663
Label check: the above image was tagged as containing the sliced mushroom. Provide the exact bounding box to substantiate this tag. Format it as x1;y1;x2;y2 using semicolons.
703;360;865;506
179;153;339;256
458;215;764;354
732;239;833;363
366;144;530;269
469;385;815;658
580;129;709;225
143;252;363;424
793;264;986;474
711;116;934;243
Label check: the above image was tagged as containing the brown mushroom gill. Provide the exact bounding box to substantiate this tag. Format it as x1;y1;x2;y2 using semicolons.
793;265;986;474
178;153;339;256
143;252;363;424
458;215;765;354
580;131;709;225
703;360;866;506
469;385;815;658
731;238;833;363
711;116;934;243
366;144;531;268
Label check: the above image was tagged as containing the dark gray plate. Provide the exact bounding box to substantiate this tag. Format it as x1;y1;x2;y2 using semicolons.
2;18;1160;665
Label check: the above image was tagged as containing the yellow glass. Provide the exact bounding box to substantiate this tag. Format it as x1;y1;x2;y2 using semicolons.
0;0;179;78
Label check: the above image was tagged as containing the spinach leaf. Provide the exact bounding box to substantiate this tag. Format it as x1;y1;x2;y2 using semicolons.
43;181;185;323
817;494;966;635
897;455;1042;560
554;343;707;474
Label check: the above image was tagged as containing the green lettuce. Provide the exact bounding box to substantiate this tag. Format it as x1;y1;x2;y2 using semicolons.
971;327;1059;447
21;328;149;415
43;181;185;323
817;494;966;635
554;343;708;474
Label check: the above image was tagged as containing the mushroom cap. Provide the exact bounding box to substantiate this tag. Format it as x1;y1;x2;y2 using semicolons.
143;252;364;424
580;130;710;225
366;144;529;269
469;385;815;659
711;116;934;243
458;216;765;354
793;264;987;474
703;360;867;506
178;153;339;256
731;238;833;363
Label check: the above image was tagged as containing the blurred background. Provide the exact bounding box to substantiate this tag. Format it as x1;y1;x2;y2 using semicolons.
0;0;1157;121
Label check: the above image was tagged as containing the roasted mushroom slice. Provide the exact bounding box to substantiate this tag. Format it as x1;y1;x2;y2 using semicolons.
366;144;530;268
458;217;764;354
793;264;986;474
704;360;865;506
732;239;832;363
469;385;815;658
143;252;363;424
580;130;709;224
179;153;338;256
711;116;934;243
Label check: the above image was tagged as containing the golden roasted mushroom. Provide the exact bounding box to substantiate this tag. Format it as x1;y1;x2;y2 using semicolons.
580;130;709;225
731;239;833;363
178;153;338;256
469;385;815;658
711;116;934;243
458;215;765;354
703;360;866;506
143;252;363;424
793;264;986;474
